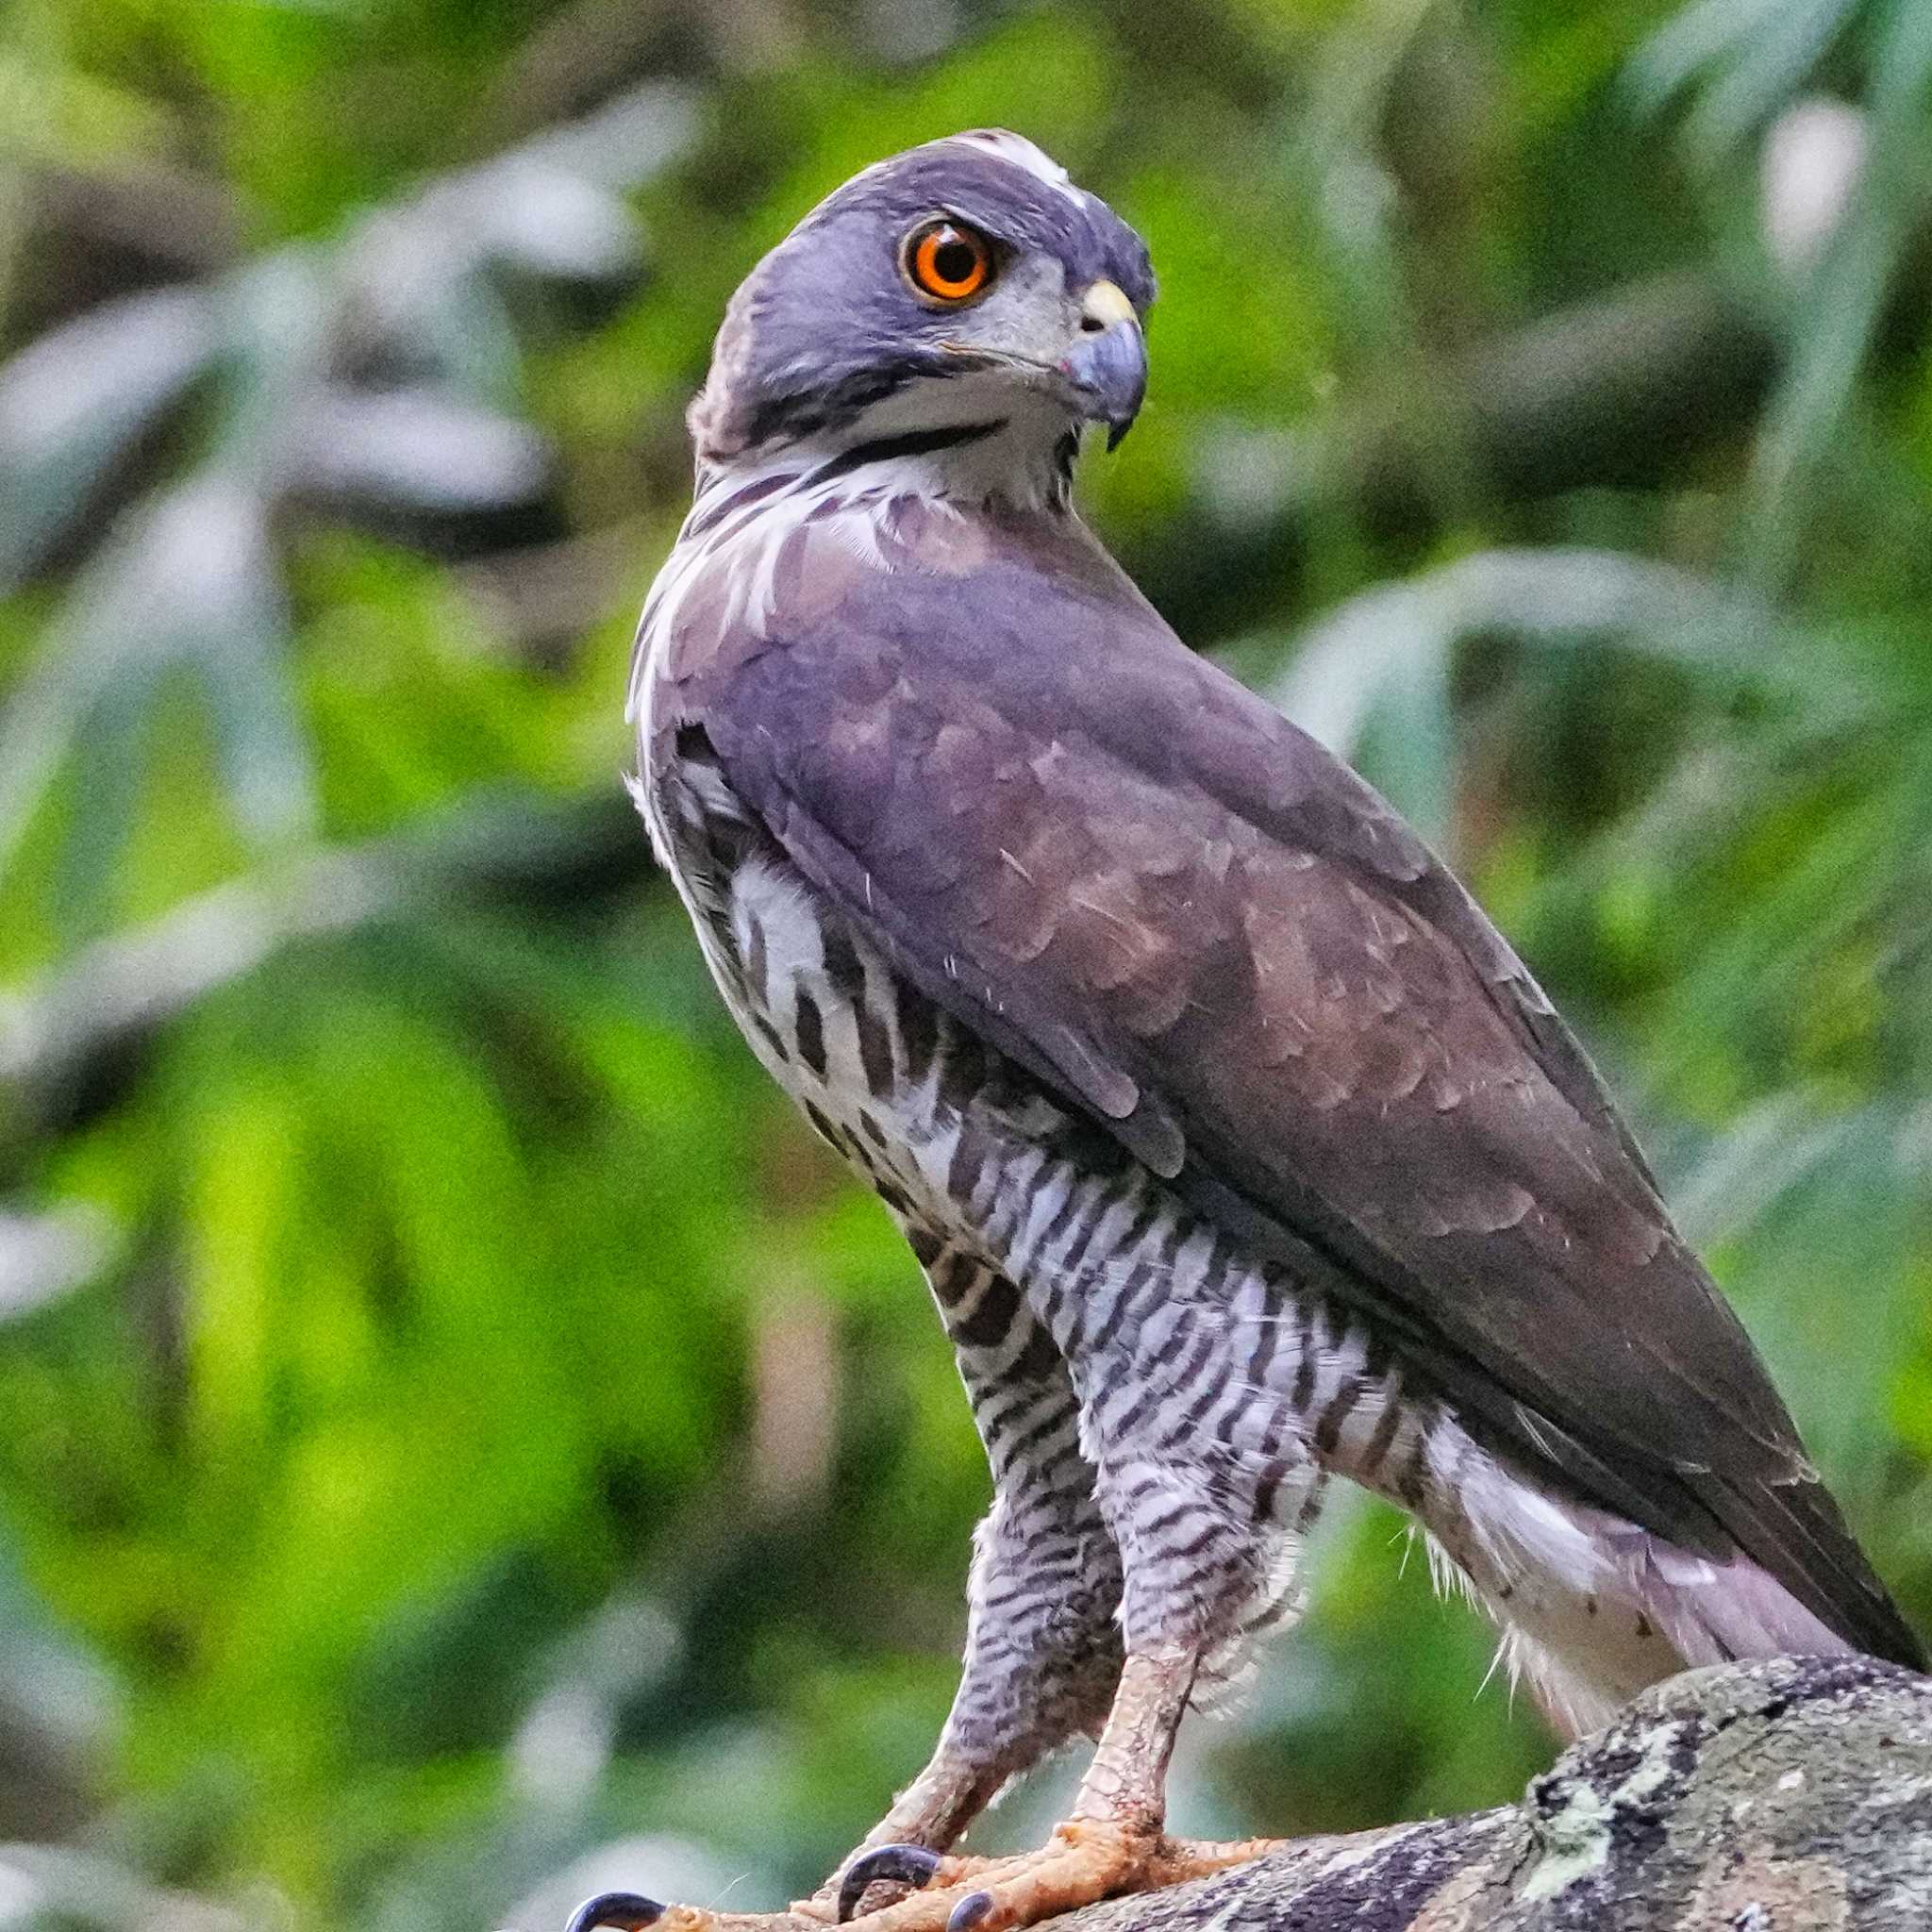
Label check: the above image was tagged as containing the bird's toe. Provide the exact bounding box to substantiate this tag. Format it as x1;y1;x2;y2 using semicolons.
838;1845;944;1922
567;1893;664;1932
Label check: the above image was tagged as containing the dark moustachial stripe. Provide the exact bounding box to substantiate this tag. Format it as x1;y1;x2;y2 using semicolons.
807;419;1005;487
738;364;900;454
1053;430;1079;495
640;111;1925;1766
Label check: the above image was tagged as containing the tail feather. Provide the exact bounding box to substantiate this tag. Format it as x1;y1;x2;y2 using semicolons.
1635;1542;1849;1667
1689;1470;1925;1672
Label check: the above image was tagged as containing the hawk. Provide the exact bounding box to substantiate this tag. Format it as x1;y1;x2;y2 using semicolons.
574;131;1923;1932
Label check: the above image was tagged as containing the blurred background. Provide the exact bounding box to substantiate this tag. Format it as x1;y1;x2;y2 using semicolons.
1;0;1930;1927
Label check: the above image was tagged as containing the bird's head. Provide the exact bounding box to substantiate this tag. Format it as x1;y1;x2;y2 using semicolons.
688;131;1154;499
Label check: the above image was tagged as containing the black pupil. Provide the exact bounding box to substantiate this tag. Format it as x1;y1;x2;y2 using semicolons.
932;234;979;285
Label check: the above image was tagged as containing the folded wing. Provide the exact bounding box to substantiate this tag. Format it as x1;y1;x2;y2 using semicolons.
650;527;1923;1669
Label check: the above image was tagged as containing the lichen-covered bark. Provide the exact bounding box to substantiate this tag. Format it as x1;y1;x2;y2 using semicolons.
1057;1655;1932;1932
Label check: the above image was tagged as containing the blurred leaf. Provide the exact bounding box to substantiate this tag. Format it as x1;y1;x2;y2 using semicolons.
0;1202;110;1321
0;472;310;939
1632;0;1853;165
0;290;218;591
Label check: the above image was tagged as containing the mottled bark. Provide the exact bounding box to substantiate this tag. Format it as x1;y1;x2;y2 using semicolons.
1064;1655;1931;1932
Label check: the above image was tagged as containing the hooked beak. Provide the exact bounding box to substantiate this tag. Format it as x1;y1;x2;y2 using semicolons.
1060;279;1146;450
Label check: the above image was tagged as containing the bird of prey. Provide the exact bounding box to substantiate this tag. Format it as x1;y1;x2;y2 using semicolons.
574;130;1923;1932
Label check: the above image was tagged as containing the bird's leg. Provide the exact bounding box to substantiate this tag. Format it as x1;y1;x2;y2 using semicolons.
563;1750;1001;1932
570;1275;1126;1932
567;1646;1285;1932
834;1648;1286;1932
567;1601;1099;1932
821;1269;1126;1919
810;1441;1322;1932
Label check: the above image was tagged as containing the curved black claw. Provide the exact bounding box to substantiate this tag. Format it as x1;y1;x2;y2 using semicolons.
566;1892;665;1932
837;1845;943;1922
946;1891;993;1932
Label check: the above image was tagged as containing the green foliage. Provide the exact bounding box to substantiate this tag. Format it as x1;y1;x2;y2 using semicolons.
0;2;1928;1929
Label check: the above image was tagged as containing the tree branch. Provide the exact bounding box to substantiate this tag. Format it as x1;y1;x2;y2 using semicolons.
1061;1654;1930;1931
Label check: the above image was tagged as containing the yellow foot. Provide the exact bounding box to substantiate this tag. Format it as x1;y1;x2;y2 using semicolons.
568;1827;1282;1932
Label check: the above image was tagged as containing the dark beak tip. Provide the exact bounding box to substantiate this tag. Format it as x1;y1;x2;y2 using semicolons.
566;1892;664;1932
1063;322;1147;453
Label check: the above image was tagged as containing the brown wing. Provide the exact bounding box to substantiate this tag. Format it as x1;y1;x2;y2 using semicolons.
654;518;1922;1668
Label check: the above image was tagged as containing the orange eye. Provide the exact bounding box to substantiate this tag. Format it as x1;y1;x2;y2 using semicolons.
904;220;994;304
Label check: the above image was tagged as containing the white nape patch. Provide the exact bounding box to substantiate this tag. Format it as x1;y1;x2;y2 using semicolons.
949;129;1090;205
628;452;885;724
